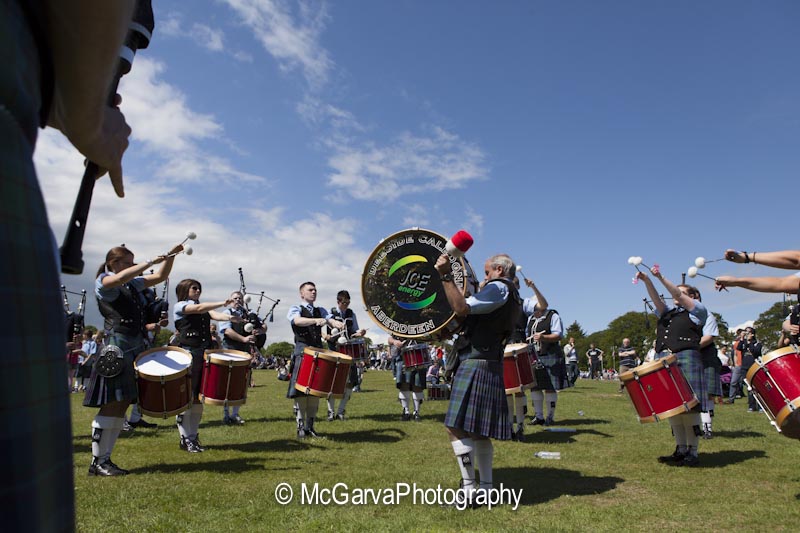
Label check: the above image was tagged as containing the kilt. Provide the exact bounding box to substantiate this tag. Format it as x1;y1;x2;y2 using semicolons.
394;357;426;389
83;332;145;407
658;349;704;413
702;349;723;410
1;1;74;525
445;358;511;440
531;352;568;391
181;345;206;398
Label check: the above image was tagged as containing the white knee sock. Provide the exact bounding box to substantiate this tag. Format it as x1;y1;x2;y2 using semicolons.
399;390;411;411
91;415;120;462
338;387;353;414
412;390;423;412
473;439;494;489
189;403;204;438
506;396;515;423
129;403;142;423
531;390;544;418
701;411;712;433
295;398;307;426
307;396;320;425
684;413;701;456
545;391;558;419
669;416;687;453
176;410;191;439
451;438;476;493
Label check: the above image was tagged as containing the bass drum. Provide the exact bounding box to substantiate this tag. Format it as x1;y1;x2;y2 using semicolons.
362;227;479;340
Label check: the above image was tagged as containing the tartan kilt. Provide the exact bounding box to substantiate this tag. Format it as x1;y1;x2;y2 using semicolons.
674;349;705;413
445;359;510;440
702;350;723;404
83;332;145;407
394;358;426;389
531;353;568;391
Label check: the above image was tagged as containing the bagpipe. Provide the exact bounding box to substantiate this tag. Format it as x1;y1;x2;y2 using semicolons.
238;267;279;349
61;285;86;343
59;0;155;275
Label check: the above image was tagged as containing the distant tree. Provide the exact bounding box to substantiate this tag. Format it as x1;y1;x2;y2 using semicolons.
564;321;586;342
265;341;294;358
754;301;788;352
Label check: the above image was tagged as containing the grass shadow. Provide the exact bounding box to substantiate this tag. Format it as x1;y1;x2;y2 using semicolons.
207;438;326;453
324;428;408;444
519;428;614;444
130;457;288;474
695;449;767;468
495;466;623;505
712;430;767;439
548;417;610;426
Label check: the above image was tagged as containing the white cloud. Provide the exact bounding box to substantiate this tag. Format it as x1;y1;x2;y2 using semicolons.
223;0;333;89
325;126;489;202
160;13;232;55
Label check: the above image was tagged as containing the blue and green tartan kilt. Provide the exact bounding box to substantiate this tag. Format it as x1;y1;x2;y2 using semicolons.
394;358;427;389
83;332;145;407
670;349;705;413
701;351;722;410
531;353;568;391
445;359;511;440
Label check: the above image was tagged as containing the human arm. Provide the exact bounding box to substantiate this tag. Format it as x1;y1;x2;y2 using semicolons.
715;275;800;294
44;0;136;197
523;278;548;311
724;249;800;270
434;253;469;317
651;268;694;310
635;271;667;315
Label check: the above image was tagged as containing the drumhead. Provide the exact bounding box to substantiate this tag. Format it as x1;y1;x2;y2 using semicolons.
135;347;192;377
205;349;252;366
619;354;677;383
362;228;478;339
504;343;530;357
303;346;353;363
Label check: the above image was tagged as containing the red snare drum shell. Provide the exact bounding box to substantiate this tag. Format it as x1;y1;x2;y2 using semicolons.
427;384;450;400
295;347;353;399
200;349;252;406
503;343;535;394
134;346;193;418
745;347;800;439
402;344;431;370
338;339;368;361
620;355;699;423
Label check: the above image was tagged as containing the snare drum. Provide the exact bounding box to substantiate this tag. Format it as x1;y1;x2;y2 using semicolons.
427;383;451;400
503;343;536;394
402;344;431;370
620;355;699;423
337;338;368;362
134;347;193;418
200;349;252;406
294;347;353;398
745;347;800;439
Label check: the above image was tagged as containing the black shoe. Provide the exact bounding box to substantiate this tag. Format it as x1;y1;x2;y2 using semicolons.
222;415;233;425
510;428;518;441
703;430;713;440
515;426;525;442
402;410;411;422
88;459;128;476
130;419;157;429
193;435;205;452
121;421;134;432
413;410;421;422
185;439;203;453
545;416;554;426
676;454;700;467
232;415;245;425
529;417;546;426
336;412;346;421
179;436;188;450
305;427;321;438
327;411;335;422
658;447;686;463
106;459;130;475
297;427;306;439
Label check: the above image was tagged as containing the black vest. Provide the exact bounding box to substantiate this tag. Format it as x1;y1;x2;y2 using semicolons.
507;304;529;343
529;309;561;357
175;309;211;348
97;282;145;336
224;307;250;352
462;278;521;361
329;308;356;336
292;305;323;347
656;307;702;353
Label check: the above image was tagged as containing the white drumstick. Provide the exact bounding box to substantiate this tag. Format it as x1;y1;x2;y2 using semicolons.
179;231;197;246
516;265;528;281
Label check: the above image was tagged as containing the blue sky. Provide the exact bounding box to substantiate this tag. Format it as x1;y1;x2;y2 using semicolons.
39;0;800;345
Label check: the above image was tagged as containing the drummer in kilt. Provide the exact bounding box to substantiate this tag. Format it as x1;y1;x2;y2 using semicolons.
635;267;708;467
435;253;522;505
85;245;179;476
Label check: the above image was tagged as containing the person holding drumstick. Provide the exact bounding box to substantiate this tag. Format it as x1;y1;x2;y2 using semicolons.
286;282;344;439
173;280;239;452
325;290;366;422
635;267;707;467
435;253;521;506
388;333;427;421
85;244;180;475
220;291;263;425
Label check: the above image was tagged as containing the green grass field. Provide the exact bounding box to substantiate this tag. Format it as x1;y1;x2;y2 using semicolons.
71;370;800;532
